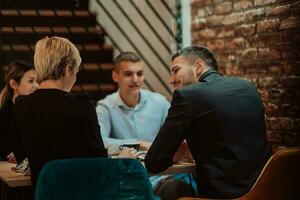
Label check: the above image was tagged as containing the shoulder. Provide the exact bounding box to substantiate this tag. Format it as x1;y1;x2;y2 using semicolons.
142;89;169;104
67;92;95;109
96;91;118;109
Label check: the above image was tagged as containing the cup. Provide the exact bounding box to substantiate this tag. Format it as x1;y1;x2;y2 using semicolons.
119;143;140;151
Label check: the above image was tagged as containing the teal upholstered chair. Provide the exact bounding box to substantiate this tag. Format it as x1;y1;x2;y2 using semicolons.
35;157;158;200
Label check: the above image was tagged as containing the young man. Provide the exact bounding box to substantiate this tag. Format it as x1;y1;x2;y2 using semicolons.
96;52;170;155
145;45;271;199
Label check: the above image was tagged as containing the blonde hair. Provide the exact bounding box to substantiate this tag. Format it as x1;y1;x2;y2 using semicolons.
0;61;34;108
34;36;81;82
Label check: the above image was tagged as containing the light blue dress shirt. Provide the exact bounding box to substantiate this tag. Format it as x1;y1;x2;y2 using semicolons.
96;89;170;155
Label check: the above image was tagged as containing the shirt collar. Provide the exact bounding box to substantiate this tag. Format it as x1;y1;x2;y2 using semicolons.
198;69;222;82
116;89;147;110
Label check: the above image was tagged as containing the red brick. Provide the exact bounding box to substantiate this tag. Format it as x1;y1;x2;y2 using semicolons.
282;88;297;104
283;131;300;145
265;34;281;46
225;37;248;49
267;130;283;142
244;63;258;74
207;39;225;50
293;33;300;43
191;0;209;7
257;48;270;60
283;61;300;75
257;48;283;60
283;47;300;59
191;17;207;30
217;52;230;63
254;0;277;6
231;65;245;75
281;103;300;116
244;8;265;23
191;32;199;43
265;102;280;115
196;9;206;17
295;118;300;130
204;6;214;16
235;24;256;36
268;62;283;74
248;35;265;47
257;62;268;73
269;117;293;130
280;17;300;29
199;28;217;39
223;12;245;25
207;15;224;27
282;77;300;88
214;1;232;14
216;27;235;38
236;48;257;60
258;88;269;101
234;0;253;11
280;31;294;45
258;76;282;88
266;5;291;17
270;88;285;102
293;1;300;16
257;19;280;33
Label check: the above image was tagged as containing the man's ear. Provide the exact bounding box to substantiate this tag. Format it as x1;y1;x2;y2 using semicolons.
9;79;18;90
194;59;205;77
112;70;119;83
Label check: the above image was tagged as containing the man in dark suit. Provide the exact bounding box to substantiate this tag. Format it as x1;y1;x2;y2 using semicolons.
145;45;271;199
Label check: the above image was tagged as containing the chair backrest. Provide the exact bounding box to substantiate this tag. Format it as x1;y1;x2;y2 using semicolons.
35;157;156;200
178;147;300;200
236;146;300;200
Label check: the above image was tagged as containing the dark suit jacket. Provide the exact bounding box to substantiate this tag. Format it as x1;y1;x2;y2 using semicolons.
145;70;271;198
13;89;107;186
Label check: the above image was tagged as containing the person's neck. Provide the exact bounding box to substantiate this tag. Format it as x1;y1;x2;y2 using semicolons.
12;93;18;104
119;91;140;108
39;79;70;92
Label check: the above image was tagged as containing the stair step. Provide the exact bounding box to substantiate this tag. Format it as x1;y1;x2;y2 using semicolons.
1;15;97;26
1;0;89;9
1;26;103;34
76;70;113;84
1;32;105;45
1;46;113;65
1;9;91;17
71;83;117;103
72;83;117;93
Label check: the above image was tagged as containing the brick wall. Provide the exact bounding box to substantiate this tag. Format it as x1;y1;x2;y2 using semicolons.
191;0;300;152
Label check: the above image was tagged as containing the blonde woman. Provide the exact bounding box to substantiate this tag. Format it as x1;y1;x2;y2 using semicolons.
0;61;39;162
12;36;107;186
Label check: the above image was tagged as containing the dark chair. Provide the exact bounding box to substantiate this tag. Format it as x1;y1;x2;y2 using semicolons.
35;157;158;200
178;146;300;200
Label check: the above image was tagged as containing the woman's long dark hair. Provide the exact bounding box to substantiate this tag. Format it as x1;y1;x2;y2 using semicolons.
0;60;34;108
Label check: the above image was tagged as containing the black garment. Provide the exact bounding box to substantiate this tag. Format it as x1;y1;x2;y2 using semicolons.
0;99;14;160
13;89;107;186
145;70;271;198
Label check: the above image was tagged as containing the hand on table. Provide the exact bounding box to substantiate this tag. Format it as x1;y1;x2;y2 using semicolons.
7;152;16;163
117;147;138;159
138;140;151;151
173;141;193;163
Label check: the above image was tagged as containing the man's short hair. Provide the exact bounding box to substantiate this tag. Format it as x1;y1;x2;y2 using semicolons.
34;36;81;82
113;52;142;71
171;45;218;71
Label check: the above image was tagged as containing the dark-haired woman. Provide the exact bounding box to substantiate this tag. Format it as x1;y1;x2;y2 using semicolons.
0;61;39;161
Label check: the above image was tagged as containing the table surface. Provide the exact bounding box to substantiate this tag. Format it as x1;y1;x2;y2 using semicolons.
0;160;195;188
0;161;31;187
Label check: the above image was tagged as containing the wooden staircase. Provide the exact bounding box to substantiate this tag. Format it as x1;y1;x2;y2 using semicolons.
0;0;117;103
